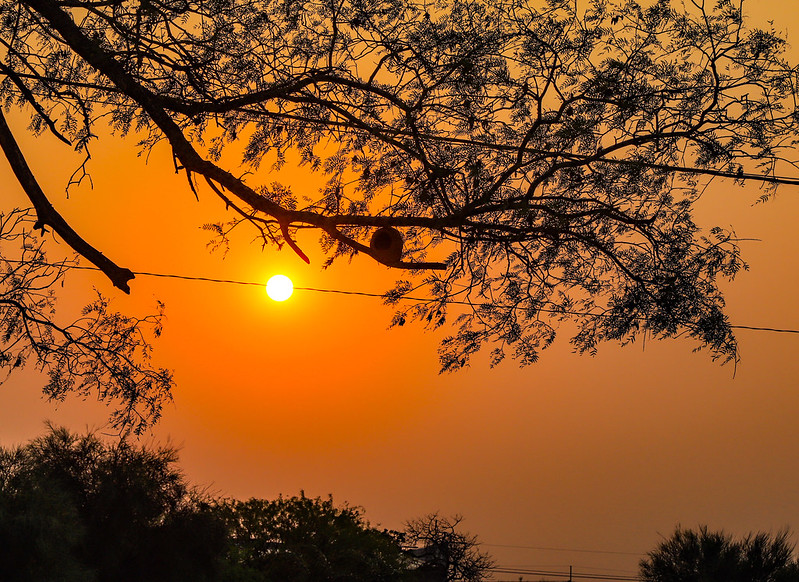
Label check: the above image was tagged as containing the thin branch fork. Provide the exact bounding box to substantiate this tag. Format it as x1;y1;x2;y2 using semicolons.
0;108;135;293
18;0;449;275
14;0;749;284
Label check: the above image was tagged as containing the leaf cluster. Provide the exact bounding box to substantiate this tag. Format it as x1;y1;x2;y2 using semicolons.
0;424;226;581
640;525;799;582
0;208;173;434
0;425;493;581
0;0;796;368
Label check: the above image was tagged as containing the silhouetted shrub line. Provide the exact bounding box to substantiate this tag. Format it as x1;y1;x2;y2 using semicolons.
3;426;798;581
0;426;491;581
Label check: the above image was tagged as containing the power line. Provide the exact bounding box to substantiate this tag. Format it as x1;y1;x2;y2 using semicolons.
137;272;799;335
483;543;643;556
482;542;643;581
8;84;799;188
219;107;799;188
13;260;799;335
488;565;639;581
727;324;799;334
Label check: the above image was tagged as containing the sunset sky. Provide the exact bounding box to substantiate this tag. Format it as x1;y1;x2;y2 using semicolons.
1;1;799;579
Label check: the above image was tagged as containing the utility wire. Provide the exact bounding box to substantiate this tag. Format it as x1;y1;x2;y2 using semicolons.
488;565;639;581
6;85;799;188
252;109;799;188
30;261;799;336
483;543;644;556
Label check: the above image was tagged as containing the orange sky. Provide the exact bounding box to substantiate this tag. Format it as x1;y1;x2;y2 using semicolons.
1;2;799;579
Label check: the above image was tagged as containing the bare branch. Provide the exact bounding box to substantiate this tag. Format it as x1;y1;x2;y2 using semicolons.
0;109;134;292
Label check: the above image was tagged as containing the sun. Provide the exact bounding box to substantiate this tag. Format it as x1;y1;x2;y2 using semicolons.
266;274;294;301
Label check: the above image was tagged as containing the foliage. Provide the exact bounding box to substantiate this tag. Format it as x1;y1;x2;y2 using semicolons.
0;470;90;581
0;208;172;433
0;424;227;581
1;427;486;581
1;0;798;371
216;493;411;581
639;525;799;582
403;513;494;581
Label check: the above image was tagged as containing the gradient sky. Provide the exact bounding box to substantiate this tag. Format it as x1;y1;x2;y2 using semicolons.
1;2;799;579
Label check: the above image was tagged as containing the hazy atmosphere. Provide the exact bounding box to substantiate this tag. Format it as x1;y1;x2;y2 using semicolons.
1;0;799;580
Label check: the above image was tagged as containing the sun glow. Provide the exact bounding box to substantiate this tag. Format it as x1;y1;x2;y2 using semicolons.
266;275;294;301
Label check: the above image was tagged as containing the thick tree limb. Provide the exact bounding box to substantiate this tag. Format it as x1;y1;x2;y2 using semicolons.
2;0;776;367
20;0;448;272
0;109;134;293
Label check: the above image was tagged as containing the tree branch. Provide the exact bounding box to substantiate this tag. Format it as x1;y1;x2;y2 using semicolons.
0;109;134;293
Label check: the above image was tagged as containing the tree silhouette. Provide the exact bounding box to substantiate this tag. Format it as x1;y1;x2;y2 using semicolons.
402;513;493;581
1;0;797;371
639;525;799;582
0;424;227;581
215;493;410;581
0;209;171;433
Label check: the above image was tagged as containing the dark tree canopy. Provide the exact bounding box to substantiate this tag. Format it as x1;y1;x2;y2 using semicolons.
0;424;227;581
1;0;797;391
639;525;799;582
0;426;498;582
216;494;411;581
